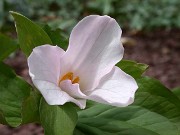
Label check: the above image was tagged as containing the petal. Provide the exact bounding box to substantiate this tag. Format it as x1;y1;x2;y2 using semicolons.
28;45;86;109
61;15;123;90
33;80;86;109
28;45;65;85
85;66;138;107
60;80;87;98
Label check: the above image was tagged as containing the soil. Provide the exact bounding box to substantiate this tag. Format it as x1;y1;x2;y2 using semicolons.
123;29;180;88
1;29;180;135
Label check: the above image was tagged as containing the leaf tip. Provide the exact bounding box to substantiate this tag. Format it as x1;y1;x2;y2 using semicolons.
9;11;16;16
9;11;24;19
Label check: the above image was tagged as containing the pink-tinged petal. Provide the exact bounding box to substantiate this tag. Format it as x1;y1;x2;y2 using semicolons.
85;66;138;107
60;80;87;98
28;45;65;85
33;80;86;109
61;15;123;91
28;45;86;109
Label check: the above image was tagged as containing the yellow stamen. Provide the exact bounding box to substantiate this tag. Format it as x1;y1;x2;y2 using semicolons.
58;72;73;86
72;77;80;84
58;72;80;86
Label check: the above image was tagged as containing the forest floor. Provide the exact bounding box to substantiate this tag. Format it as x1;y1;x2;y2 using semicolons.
1;29;180;135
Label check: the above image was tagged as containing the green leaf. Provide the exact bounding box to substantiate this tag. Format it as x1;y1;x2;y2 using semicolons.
21;90;41;124
43;25;68;50
0;62;32;127
40;98;78;135
76;77;180;135
0;33;18;61
116;60;148;79
10;11;52;56
172;87;180;99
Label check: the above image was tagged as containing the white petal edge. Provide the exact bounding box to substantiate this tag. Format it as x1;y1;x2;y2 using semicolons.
85;66;138;107
61;15;124;91
33;80;86;109
60;80;87;99
28;45;65;84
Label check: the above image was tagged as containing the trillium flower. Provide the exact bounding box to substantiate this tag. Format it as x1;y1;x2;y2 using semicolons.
28;15;138;109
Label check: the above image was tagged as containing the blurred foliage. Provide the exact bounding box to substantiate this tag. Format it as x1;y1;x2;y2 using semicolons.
88;0;180;30
0;0;83;33
1;0;180;33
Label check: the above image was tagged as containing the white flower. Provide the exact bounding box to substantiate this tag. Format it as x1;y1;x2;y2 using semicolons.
28;15;138;109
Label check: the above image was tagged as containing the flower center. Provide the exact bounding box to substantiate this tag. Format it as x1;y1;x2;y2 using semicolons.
58;72;80;86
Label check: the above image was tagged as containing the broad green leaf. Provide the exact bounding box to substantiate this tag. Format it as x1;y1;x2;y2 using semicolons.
21;90;41;124
10;11;52;56
0;62;32;127
75;117;160;135
0;33;18;61
76;77;180;135
117;60;148;79
40;98;78;135
43;25;68;50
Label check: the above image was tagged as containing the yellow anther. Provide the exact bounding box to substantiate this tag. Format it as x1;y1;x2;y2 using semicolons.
58;72;73;86
72;77;80;84
58;72;80;86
